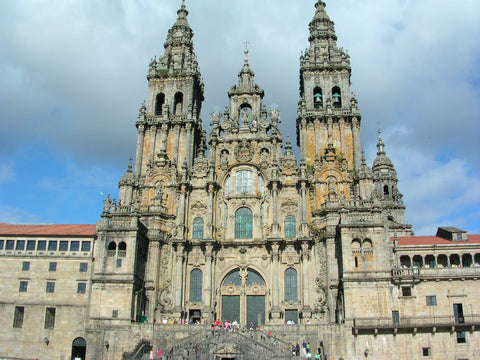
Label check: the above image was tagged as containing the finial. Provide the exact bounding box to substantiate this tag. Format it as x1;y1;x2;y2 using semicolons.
128;157;133;171
377;124;386;155
243;41;250;64
181;0;186;9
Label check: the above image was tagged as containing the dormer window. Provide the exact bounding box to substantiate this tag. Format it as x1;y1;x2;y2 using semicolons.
313;87;323;109
332;87;342;109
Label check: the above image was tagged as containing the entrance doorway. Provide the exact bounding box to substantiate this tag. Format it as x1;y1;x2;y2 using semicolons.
71;337;86;360
220;268;266;327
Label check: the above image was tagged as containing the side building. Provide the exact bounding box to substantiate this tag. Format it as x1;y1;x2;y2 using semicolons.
0;223;95;360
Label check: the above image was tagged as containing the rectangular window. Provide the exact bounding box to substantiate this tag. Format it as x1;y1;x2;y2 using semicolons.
79;262;88;272
13;306;25;328
392;311;400;326
46;282;55;293
77;282;86;294
236;170;253;194
0;240;4;250
6;240;15;250
70;241;80;251
26;240;36;250
59;241;69;251
454;303;464;324
16;240;25;250
48;241;57;251
22;261;30;271
44;307;56;329
37;240;47;251
49;262;57;271
457;331;466;344
402;287;412;297
426;295;437;306
19;281;28;292
116;259;122;268
112;310;118;318
422;347;431;357
81;241;91;252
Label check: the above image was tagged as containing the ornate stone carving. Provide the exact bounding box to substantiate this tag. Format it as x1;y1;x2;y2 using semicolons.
234;139;253;162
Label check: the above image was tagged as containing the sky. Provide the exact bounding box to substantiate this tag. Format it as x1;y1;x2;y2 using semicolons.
0;0;479;236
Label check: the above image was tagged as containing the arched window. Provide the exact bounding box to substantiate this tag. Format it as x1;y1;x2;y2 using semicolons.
246;269;265;286
192;218;204;239
235;207;253;239
383;185;390;196
118;242;127;257
285;268;298;302
285;216;296;238
332;86;342;109
174;92;183;115
107;242;116;257
155;93;165;115
313;87;323;108
259;175;265;195
225;176;231;195
189;269;203;303
236;170;253;194
412;255;423;268
224;270;242;286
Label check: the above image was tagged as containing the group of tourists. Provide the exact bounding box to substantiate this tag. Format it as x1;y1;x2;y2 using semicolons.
291;340;325;359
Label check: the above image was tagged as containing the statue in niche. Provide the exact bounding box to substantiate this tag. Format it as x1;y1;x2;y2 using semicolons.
221;150;229;166
327;176;337;201
241;108;250;126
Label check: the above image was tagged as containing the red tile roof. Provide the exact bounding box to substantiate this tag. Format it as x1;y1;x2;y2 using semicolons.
392;235;480;246
0;223;96;237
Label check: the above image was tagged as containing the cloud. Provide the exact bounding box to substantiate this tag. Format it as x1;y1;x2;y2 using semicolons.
0;160;15;184
0;206;41;224
0;0;478;232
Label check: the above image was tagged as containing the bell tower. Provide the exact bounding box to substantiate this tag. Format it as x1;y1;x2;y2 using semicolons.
296;1;362;210
135;0;205;181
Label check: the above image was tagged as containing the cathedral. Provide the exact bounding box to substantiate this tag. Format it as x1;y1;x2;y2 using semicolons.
1;1;479;360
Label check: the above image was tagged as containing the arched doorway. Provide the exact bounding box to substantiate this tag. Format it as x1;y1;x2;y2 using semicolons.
220;268;267;328
71;337;86;360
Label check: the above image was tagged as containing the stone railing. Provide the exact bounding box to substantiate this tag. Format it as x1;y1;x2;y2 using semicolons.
393;266;480;279
353;314;480;333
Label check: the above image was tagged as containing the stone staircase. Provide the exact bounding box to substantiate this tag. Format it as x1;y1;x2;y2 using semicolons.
162;328;296;360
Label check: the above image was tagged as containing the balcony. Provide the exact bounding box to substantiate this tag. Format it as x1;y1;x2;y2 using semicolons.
392;266;480;282
352;314;480;335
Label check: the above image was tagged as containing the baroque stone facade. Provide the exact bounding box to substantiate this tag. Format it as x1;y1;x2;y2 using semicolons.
1;1;479;360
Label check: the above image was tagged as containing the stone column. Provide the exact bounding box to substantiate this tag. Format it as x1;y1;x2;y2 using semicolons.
301;241;312;320
203;243;214;320
149;125;157;165
134;125;145;175
173;125;181;166
160;123;168;151
271;243;282;320
271;182;280;236
177;183;187;237
352;118;361;171
314;119;320;159
145;239;160;323
174;243;185;316
185;122;193;168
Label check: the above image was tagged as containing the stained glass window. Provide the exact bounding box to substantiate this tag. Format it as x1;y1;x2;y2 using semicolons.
235;207;253;239
285;216;296;238
190;269;203;303
192;218;204;239
285;268;298;302
236;170;253;193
